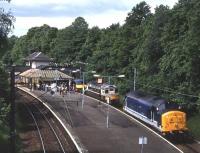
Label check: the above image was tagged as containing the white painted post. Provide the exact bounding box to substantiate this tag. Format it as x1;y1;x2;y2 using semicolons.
106;97;110;128
139;136;147;153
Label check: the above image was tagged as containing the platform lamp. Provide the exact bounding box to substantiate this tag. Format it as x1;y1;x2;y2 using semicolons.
93;74;125;84
93;74;125;128
82;71;96;109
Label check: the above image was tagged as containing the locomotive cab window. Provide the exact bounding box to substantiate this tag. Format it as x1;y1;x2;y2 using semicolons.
109;88;115;94
158;103;165;112
105;89;109;94
110;88;114;91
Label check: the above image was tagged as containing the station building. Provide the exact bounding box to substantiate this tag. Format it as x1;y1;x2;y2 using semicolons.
18;51;73;90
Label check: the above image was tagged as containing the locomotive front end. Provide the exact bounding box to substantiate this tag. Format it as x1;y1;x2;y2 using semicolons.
109;94;120;104
161;111;187;134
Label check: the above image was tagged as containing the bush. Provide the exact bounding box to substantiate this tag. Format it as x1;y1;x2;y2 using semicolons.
187;113;200;140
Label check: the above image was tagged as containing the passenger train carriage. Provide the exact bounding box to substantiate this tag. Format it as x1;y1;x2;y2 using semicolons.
123;91;187;134
85;82;119;105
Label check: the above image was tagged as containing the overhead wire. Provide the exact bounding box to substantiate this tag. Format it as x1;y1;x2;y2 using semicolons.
119;77;200;99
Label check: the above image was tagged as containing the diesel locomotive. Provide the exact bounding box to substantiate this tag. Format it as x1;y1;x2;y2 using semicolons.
123;91;187;134
85;82;119;105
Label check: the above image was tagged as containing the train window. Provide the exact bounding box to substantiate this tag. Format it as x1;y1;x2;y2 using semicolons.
110;88;114;91
159;103;165;110
157;103;165;113
105;90;109;94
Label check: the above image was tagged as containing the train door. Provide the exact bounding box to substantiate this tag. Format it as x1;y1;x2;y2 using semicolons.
100;88;105;100
155;104;165;126
150;107;155;122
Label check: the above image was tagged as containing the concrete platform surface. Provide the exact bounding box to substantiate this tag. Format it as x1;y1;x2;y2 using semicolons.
22;88;181;153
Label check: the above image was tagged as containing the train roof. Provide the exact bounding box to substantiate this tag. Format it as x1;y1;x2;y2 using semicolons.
74;79;83;83
101;84;117;89
126;91;166;108
87;82;117;89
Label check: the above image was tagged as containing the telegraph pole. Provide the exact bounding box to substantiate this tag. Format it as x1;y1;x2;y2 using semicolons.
133;68;137;91
82;72;85;109
10;65;15;153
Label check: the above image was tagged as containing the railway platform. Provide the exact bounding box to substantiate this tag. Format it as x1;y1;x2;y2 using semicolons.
18;86;182;153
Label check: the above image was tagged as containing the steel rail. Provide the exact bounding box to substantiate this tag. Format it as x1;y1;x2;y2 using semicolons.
17;87;84;153
23;103;46;153
32;103;66;153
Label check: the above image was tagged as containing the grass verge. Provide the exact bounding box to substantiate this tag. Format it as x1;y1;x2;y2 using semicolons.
0;124;9;153
187;113;200;141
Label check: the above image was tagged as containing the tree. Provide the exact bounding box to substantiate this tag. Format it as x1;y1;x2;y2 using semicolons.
88;24;122;74
52;17;88;63
0;0;15;58
78;26;101;62
11;24;58;64
2;35;17;65
125;1;152;27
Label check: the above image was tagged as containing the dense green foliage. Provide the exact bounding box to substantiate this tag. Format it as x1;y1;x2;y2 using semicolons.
0;0;13;117
2;0;200;114
0;62;11;153
0;0;15;59
187;114;200;138
0;0;13;151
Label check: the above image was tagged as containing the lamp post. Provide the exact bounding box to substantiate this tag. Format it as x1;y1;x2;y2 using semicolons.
93;74;125;128
82;71;96;109
10;65;16;153
93;74;125;84
55;63;58;87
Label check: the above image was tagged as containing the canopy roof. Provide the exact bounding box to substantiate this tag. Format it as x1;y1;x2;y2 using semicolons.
20;69;72;80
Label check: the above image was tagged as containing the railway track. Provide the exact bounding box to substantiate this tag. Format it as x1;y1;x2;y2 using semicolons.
16;89;78;153
165;134;200;153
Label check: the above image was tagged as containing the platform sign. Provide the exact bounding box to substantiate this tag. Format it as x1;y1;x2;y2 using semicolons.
97;78;103;84
139;136;147;144
139;136;147;153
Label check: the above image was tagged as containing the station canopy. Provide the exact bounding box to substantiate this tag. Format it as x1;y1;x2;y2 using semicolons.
20;69;72;80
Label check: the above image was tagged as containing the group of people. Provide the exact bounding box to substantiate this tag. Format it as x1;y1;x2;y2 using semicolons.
33;81;76;96
58;83;75;96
